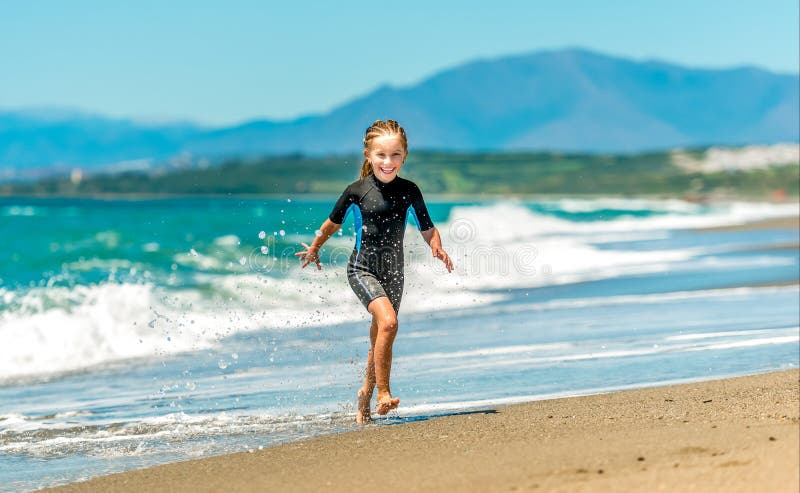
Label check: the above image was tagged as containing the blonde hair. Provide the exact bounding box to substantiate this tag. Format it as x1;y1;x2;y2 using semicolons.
359;120;408;179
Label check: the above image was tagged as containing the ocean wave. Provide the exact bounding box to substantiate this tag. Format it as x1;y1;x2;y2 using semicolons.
539;197;704;214
444;200;797;240
2;270;795;384
2;198;796;383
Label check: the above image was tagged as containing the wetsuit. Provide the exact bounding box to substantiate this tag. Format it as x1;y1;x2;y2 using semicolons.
328;173;435;314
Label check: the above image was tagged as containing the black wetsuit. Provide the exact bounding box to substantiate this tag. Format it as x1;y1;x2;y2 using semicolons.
328;173;435;314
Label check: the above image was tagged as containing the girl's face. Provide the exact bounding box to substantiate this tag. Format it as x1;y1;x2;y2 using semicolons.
365;134;406;183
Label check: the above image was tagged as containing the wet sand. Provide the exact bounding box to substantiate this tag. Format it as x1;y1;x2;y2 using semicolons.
41;369;799;493
696;214;799;232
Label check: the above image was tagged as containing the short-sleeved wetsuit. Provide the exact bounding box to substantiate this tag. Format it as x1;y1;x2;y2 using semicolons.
328;172;435;314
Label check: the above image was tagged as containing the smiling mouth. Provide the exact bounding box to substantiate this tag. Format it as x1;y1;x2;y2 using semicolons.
380;167;395;174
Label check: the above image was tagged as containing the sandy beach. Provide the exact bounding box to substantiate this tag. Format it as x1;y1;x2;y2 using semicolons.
40;369;799;493
696;214;799;232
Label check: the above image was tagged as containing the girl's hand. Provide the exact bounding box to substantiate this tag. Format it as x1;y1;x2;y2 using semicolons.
295;242;322;270
432;245;454;273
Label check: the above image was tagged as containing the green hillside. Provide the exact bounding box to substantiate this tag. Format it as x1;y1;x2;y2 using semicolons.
2;150;798;199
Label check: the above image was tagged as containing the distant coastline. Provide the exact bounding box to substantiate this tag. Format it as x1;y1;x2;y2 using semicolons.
1;191;799;204
2;148;798;201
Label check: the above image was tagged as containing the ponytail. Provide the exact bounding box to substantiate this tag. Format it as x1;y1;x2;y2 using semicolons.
359;158;373;180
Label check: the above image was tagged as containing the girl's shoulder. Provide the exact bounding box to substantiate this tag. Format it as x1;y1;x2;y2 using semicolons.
343;177;366;191
339;176;371;198
395;176;423;194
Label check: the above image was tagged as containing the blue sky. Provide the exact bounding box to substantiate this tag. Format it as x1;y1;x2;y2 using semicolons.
2;0;798;126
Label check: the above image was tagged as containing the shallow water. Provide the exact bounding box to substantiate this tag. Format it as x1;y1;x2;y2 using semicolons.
1;196;798;492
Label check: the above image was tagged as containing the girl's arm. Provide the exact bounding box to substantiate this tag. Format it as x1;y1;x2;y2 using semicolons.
295;219;342;270
420;227;454;273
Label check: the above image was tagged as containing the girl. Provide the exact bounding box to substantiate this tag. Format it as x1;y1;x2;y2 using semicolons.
295;120;454;424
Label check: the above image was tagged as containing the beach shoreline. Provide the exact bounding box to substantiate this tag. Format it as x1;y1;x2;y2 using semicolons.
39;369;799;493
695;214;799;232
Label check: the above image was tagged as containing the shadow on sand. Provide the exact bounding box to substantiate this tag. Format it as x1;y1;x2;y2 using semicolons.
376;408;498;426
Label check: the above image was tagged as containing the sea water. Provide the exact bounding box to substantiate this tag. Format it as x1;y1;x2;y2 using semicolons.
0;195;798;491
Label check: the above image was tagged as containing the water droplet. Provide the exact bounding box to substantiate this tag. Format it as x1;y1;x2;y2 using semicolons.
218;360;229;369
258;231;266;239
189;248;198;256
279;230;286;236
239;257;247;265
260;246;269;254
232;353;239;360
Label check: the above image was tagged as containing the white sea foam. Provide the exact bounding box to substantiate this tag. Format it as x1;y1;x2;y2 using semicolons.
687;334;799;351
0;410;351;457
0;275;786;386
446;285;799;319
445;200;797;238
1;205;41;216
401;342;573;361
398;199;796;297
542;197;703;214
2;199;796;382
665;328;794;341
414;328;799;375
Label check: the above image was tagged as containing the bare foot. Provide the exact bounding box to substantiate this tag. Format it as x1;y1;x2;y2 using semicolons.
356;389;372;424
375;393;400;415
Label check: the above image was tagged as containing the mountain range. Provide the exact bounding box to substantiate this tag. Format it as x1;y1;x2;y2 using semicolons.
1;48;797;176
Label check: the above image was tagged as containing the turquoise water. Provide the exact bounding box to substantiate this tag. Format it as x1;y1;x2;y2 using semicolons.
0;196;798;491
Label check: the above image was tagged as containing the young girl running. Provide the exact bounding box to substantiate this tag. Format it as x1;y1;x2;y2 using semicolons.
295;120;454;424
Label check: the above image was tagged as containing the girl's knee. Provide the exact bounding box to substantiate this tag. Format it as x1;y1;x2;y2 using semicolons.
377;313;398;334
368;296;398;334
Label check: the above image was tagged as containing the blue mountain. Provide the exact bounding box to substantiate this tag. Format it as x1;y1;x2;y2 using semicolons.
1;48;797;174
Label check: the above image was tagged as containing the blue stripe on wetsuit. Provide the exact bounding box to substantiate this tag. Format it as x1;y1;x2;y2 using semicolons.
405;204;422;231
343;202;364;252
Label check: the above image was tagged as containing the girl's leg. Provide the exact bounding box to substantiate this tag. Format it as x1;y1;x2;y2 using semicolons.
367;296;400;415
356;317;378;424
